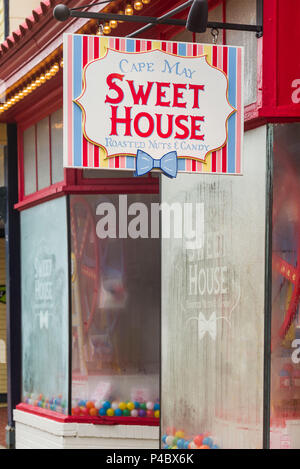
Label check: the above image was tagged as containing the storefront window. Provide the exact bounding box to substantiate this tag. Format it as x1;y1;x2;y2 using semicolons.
21;197;69;414
161;126;267;449
22;108;64;197
270;123;300;449
70;194;161;422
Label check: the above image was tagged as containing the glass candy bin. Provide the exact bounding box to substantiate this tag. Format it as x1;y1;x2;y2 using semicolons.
20;193;161;425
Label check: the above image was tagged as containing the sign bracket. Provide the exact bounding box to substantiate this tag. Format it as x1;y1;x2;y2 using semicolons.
53;1;263;38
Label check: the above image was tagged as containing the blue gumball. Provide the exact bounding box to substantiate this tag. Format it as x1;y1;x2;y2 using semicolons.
177;439;184;449
115;408;123;417
78;400;86;407
134;402;140;409
99;408;106;417
154;403;160;411
163;444;168;449
103;401;111;411
162;434;167;444
212;445;219;449
184;440;191;449
202;437;213;448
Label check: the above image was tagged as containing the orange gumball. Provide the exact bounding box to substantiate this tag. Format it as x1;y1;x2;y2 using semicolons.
199;445;210;449
86;401;95;410
89;407;98;417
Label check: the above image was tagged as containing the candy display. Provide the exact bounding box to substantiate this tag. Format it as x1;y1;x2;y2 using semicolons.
23;393;68;415
71;399;160;419
161;428;220;450
23;393;160;420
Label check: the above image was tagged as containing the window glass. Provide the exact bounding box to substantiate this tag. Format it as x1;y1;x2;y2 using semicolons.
21;197;69;414
226;0;258;106
270;123;300;449
161;126;267;449
37;117;50;191
23;125;36;196
70;194;160;422
51;109;64;184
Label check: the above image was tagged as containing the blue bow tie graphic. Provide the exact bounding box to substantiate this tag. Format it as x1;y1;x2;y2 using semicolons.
134;150;178;178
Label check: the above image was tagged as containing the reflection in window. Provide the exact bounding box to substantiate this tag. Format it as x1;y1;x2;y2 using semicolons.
270;124;300;449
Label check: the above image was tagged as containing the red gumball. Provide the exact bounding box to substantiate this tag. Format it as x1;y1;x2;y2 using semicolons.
146;410;154;418
72;407;81;417
80;407;89;416
194;435;204;447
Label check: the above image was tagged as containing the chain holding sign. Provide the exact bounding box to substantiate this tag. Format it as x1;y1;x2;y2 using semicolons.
64;35;243;175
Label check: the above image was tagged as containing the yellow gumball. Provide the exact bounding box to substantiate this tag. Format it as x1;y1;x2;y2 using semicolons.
127;402;135;411
175;430;185;439
154;410;160;418
119;402;127;410
106;408;115;417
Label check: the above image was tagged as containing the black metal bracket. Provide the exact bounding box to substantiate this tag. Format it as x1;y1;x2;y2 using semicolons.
53;1;263;38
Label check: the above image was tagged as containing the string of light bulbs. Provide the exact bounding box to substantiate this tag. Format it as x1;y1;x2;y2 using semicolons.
100;0;152;35
0;59;63;115
0;0;153;114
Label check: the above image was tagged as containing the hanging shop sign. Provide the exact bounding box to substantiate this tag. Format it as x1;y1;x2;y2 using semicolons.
64;34;243;176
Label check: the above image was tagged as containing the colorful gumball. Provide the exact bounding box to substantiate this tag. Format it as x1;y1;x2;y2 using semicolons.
202;437;213;448
138;409;147;417
80;407;89;417
111;401;119;410
175;430;185;439
106;408;115;417
184;440;191;449
166;436;174;446
89;407;98;417
199;445;210;449
86;401;95;410
119;402;127;411
177;439;185;449
140;403;147;410
154;410;160;418
99;408;106;417
114;408;123;417
134;402;140;409
123;409;130;417
146;401;154;410
94;401;102;410
127;402;135;411
103;401;111;411
131;409;138;417
72;407;81;417
212;445;219;449
146;410;154;418
162;434;167;444
194;435;204;447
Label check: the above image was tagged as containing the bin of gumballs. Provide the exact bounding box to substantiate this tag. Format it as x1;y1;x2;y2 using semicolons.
23;393;68;415
72;399;160;419
161;428;220;450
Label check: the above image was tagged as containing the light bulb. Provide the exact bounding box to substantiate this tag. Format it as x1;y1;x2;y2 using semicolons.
109;20;118;29
134;1;143;10
125;4;134;15
103;22;111;34
142;0;151;4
